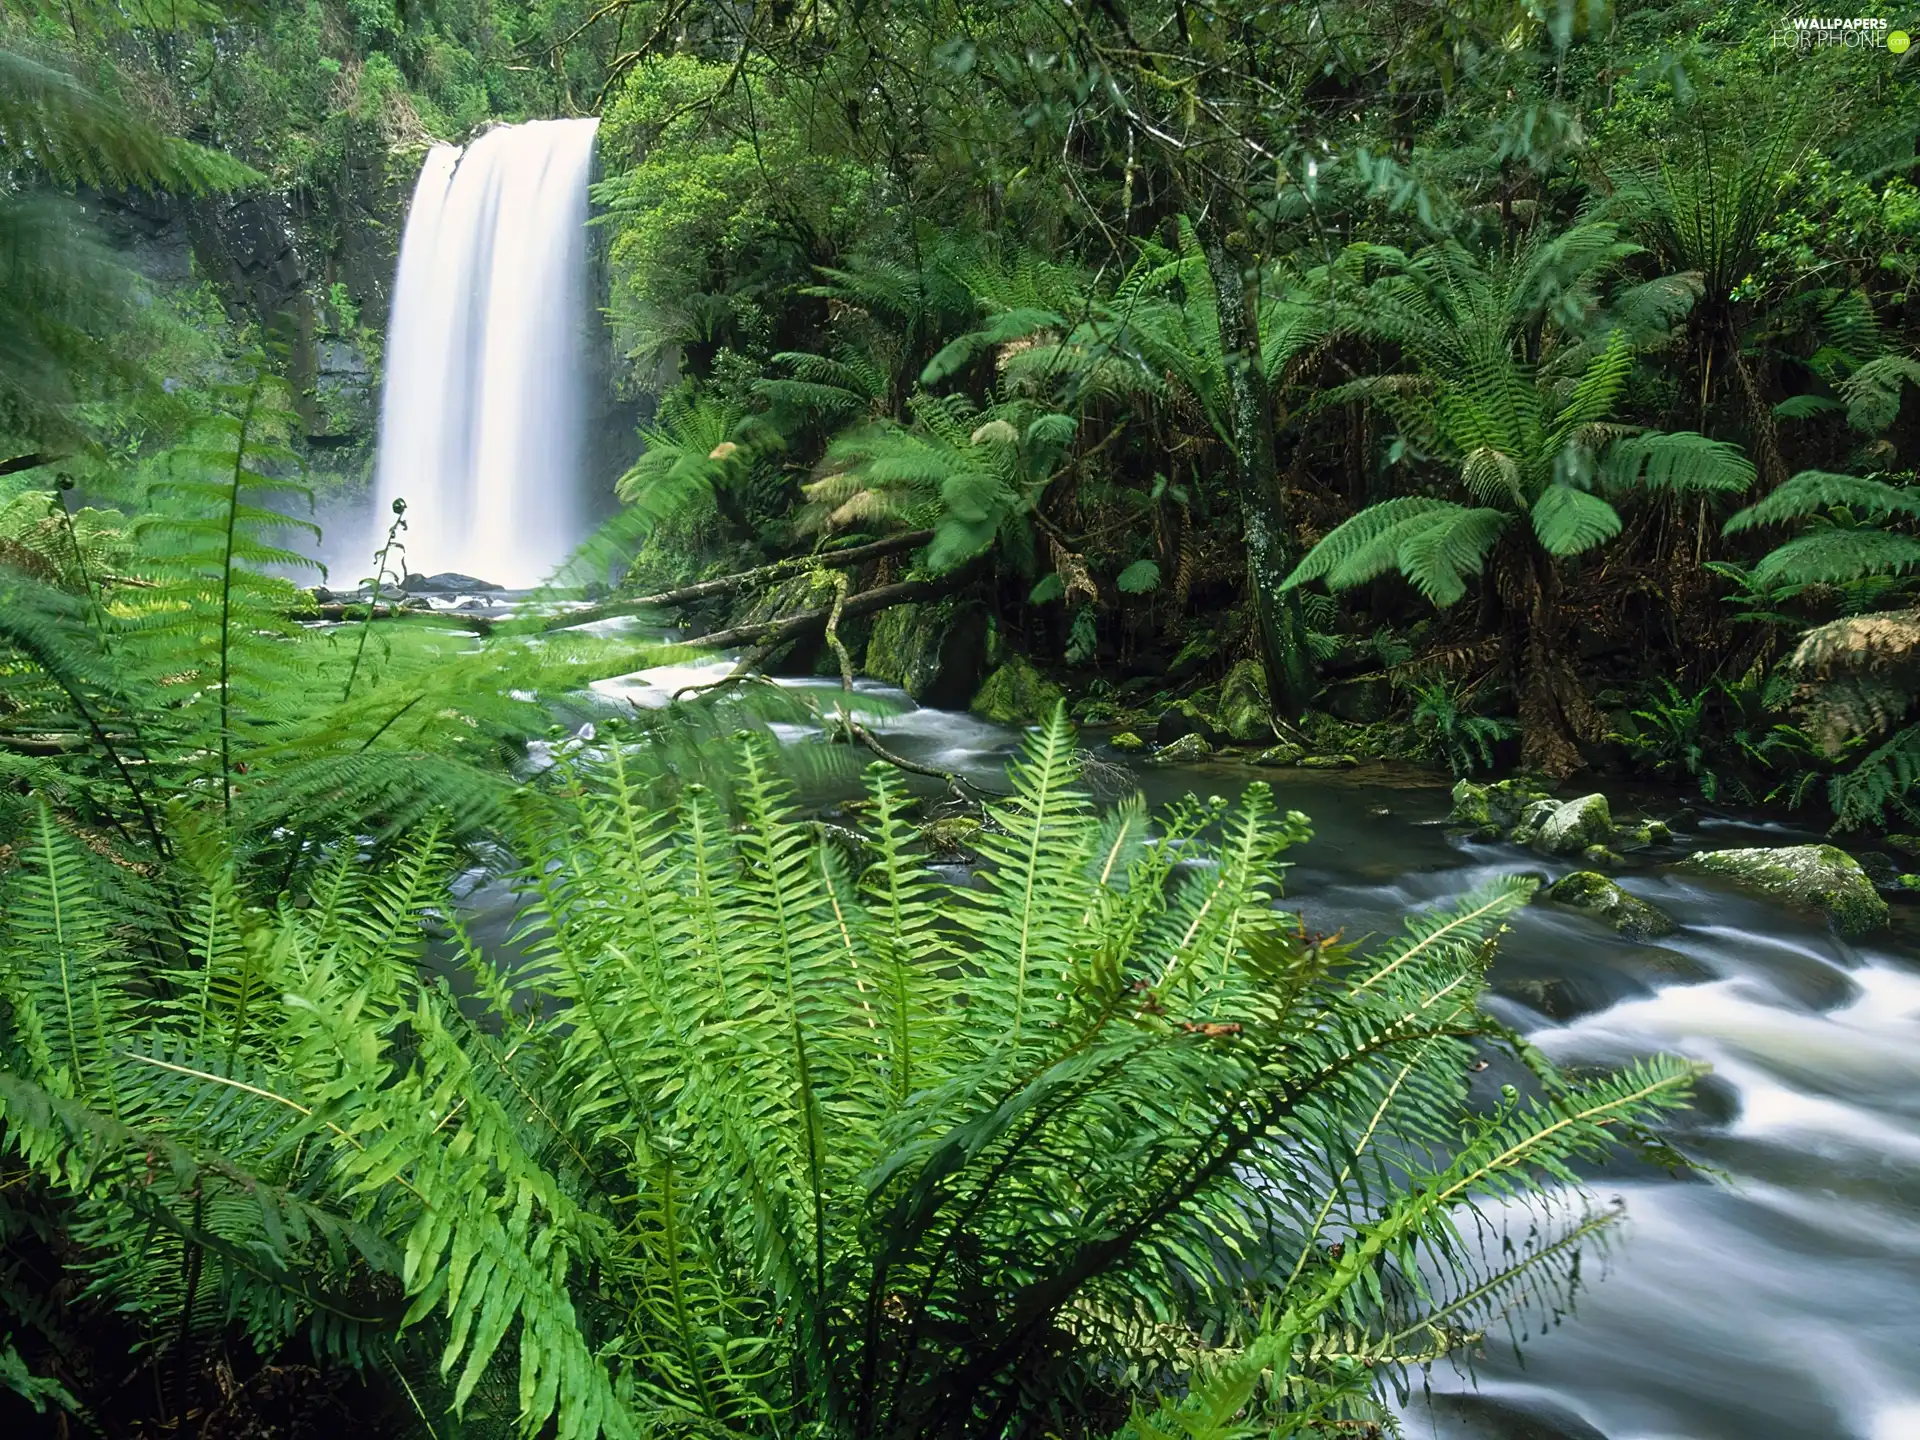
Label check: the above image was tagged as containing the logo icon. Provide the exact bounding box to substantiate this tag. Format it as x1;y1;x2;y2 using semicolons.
1891;28;1912;51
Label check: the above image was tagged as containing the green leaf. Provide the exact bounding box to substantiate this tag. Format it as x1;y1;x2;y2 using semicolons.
1531;485;1623;556
1115;559;1161;594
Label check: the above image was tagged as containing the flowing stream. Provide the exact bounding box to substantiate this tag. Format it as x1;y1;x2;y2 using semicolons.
567;657;1920;1439
372;119;599;586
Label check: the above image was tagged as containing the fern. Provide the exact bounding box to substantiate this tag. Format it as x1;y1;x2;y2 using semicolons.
0;709;1694;1433
1725;470;1920;533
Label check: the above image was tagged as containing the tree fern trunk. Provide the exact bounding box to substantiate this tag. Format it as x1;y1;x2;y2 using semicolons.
1201;228;1314;719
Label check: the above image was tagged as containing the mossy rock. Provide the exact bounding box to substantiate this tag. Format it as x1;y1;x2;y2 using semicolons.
969;656;1064;726
1155;701;1223;748
1448;779;1495;828
1533;794;1613;857
1150;733;1213;763
1448;777;1554;833
1579;844;1625;869
863;599;989;708
1887;833;1920;860
1616;820;1673;849
1215;660;1273;743
1109;731;1147;753
1252;743;1304;767
1298;753;1359;769
1678;844;1889;937
917;816;983;859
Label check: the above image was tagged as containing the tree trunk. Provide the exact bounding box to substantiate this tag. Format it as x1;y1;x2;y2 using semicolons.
1201;229;1315;719
1503;541;1604;778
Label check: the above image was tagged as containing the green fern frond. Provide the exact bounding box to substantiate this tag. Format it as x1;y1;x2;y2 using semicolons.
1752;528;1920;587
1839;353;1920;433
1531;484;1623;557
1725;470;1920;533
1603;430;1755;494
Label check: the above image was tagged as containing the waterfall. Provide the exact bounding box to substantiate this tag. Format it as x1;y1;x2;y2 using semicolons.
372;119;599;587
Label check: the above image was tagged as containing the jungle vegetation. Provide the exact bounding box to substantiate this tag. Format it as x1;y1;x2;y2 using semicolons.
0;0;1909;1432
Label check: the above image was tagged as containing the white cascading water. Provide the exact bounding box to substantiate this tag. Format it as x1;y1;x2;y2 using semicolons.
372;119;599;587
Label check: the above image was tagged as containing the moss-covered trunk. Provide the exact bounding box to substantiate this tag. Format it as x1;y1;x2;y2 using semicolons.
1202;229;1314;719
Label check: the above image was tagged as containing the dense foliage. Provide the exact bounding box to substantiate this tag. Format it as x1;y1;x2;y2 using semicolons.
10;0;1906;1433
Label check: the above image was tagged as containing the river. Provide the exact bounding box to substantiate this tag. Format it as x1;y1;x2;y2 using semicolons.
514;646;1920;1440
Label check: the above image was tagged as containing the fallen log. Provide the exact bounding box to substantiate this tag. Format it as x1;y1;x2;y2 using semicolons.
685;576;948;652
543;530;933;632
297;603;495;635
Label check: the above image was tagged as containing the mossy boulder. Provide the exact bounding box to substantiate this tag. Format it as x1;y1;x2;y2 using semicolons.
1532;794;1614;857
863;599;989;708
1617;820;1674;849
969;655;1064;726
1155;701;1224;748
1253;743;1304;767
1108;731;1148;753
1448;778;1554;833
917;816;983;859
1150;733;1213;763
1215;660;1273;743
1678;845;1889;937
1298;753;1359;769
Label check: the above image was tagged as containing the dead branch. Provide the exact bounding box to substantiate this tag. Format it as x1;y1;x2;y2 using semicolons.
543;530;933;632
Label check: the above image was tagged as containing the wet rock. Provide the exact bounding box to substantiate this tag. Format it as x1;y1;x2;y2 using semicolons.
1108;731;1147;753
1297;753;1359;769
1534;793;1614;857
1497;969;1655;1023
917;816;982;859
401;571;503;594
1678;844;1889;937
1449;778;1495;828
1150;733;1213;763
1252;742;1304;767
969;655;1064;726
1448;777;1555;834
1507;798;1561;846
1617;819;1674;849
1421;1390;1610;1440
862;598;988;708
1215;659;1273;742
814;822;871;868
1155;700;1223;748
1543;871;1676;939
1886;833;1920;860
1580;843;1625;868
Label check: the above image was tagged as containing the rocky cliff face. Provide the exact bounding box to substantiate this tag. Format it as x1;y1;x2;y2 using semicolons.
88;174;398;464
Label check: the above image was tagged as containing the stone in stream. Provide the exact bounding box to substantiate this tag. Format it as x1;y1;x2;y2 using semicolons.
1107;731;1147;753
1447;777;1554;834
917;816;982;859
861;598;989;708
1422;1390;1611;1440
1542;870;1677;940
1677;844;1889;937
1251;742;1304;766
1154;700;1224;748
1531;793;1614;856
1150;732;1213;763
1213;659;1272;742
968;655;1063;726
